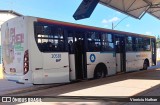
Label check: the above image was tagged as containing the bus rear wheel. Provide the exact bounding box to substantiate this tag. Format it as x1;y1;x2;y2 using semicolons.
143;60;149;70
94;63;107;79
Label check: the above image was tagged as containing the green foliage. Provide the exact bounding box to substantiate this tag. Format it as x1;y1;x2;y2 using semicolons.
156;36;160;48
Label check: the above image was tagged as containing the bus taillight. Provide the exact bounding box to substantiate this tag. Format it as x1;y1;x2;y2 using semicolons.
24;50;29;75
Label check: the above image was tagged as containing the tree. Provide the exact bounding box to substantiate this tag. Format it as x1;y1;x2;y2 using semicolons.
156;35;160;48
158;35;160;39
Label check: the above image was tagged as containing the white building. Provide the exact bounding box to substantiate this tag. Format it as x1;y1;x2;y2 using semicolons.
0;10;22;63
0;10;22;42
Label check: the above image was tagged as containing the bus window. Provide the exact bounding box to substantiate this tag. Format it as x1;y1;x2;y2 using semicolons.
138;38;144;51
101;33;114;51
134;37;143;51
87;32;101;52
143;38;151;51
126;36;133;51
133;37;151;51
34;23;65;52
132;37;136;51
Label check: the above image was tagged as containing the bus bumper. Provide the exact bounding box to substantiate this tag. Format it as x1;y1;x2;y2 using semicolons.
5;74;32;84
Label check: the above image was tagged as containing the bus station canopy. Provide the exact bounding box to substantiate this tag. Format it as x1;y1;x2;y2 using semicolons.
100;0;160;19
73;0;160;20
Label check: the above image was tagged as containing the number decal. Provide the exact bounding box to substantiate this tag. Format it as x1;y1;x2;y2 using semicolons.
51;54;61;62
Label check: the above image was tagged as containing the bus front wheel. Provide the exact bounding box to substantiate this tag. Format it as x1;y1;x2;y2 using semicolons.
94;63;107;79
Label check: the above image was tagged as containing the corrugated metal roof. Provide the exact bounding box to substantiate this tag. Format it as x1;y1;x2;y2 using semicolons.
100;0;160;20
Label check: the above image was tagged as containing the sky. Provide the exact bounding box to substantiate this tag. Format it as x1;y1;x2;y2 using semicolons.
0;0;160;37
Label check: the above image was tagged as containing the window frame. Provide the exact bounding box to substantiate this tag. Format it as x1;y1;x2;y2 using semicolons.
34;22;67;52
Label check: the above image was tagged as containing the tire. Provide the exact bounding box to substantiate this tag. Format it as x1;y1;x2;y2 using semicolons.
94;63;107;79
143;60;148;70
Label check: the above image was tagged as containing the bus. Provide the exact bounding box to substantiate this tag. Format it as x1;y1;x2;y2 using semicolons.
1;16;156;84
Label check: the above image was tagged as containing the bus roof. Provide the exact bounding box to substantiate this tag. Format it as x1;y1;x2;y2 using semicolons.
35;16;155;39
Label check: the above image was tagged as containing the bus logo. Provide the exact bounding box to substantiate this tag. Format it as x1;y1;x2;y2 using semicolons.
90;54;96;63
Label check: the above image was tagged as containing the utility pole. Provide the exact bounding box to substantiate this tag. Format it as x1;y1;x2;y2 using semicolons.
112;22;114;30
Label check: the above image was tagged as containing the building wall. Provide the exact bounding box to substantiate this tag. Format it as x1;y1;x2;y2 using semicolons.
0;13;18;43
0;12;19;64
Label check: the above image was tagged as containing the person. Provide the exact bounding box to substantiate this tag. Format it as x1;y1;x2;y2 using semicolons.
58;40;64;51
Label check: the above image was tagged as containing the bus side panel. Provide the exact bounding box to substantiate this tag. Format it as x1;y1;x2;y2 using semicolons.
126;51;152;72
27;17;44;84
42;52;70;84
126;52;138;72
86;52;116;78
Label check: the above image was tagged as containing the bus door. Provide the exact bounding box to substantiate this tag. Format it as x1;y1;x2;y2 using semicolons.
74;32;86;80
115;36;126;73
68;35;75;80
151;38;156;65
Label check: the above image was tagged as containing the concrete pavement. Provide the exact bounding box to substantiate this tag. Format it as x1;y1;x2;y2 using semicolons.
0;79;63;95
0;79;32;95
2;68;160;105
58;69;160;97
0;62;160;105
0;62;159;96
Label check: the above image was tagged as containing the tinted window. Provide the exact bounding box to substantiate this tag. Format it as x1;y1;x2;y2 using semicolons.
34;23;65;52
127;36;151;52
143;38;150;51
126;36;133;51
87;32;101;52
101;33;114;51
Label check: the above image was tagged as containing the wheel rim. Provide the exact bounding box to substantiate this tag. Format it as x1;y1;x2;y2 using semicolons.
96;70;103;78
